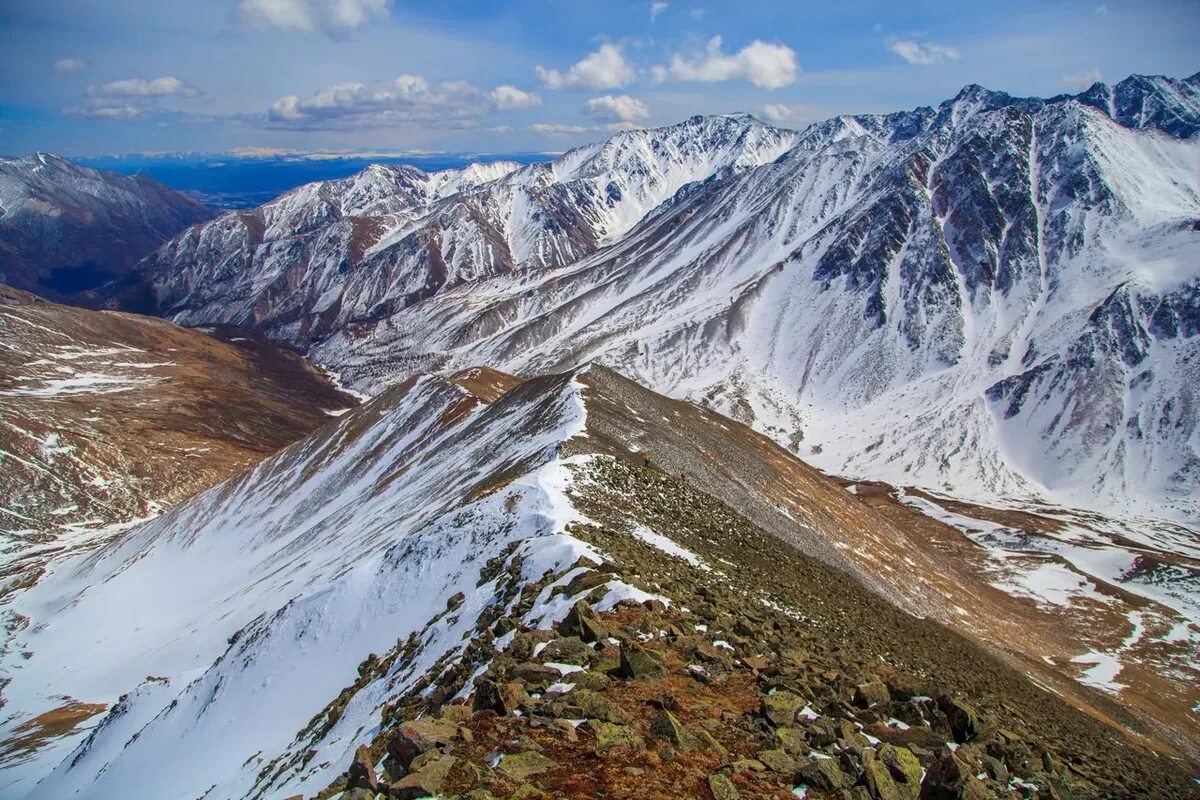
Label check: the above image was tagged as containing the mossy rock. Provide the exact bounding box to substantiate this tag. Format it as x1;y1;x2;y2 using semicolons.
590;721;646;751
707;772;740;800
761;690;805;727
497;750;555;782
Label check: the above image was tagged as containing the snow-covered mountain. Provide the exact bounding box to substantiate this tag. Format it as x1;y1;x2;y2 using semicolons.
4;364;1195;798
0;283;356;604
0;154;212;302
135;73;1200;524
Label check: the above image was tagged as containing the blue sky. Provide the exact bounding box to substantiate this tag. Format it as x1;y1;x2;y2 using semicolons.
1;0;1196;157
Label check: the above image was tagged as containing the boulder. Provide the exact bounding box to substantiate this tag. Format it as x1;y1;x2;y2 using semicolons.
567;689;630;723
708;773;740;800
800;757;848;791
559;599;609;643
854;681;891;708
497;750;555;781
879;744;923;795
761;690;805;727
756;748;798;775
589;721;646;751
649;710;703;750
345;744;380;792
937;696;981;743
863;749;905;800
389;718;457;769
390;754;458;799
539;636;591;665
472;679;527;716
618;642;666;680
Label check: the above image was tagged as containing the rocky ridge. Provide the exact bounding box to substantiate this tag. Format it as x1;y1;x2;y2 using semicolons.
4;364;1195;799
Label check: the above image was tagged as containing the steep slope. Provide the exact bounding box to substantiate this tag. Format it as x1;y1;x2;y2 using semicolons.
132;74;1200;526
0;284;357;601
1;365;1195;798
136;115;796;348
0;155;212;302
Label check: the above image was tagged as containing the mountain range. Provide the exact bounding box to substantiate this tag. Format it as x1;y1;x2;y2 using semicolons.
1;72;1199;799
0;154;212;302
128;73;1200;526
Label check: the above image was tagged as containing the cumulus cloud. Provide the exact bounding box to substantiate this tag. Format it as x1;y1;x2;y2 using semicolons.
584;95;650;124
888;39;960;65
489;85;542;110
54;58;88;74
267;75;542;129
1062;68;1103;91
67;76;202;118
536;44;635;90
236;0;392;37
650;2;668;21
657;36;797;89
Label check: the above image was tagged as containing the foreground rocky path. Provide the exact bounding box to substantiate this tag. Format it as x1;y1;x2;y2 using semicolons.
315;456;1196;800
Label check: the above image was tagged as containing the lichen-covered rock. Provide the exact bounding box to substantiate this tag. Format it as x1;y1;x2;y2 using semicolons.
879;743;922;795
589;721;646;751
864;749;905;800
708;772;740;800
756;748;798;775
389;718;457;769
539;636;591;665
650;710;704;750
761;690;804;727
800;757;848;791
618;642;665;680
567;689;630;723
938;695;981;743
472;679;527;716
390;754;458;799
855;681;890;708
559;599;609;643
497;750;555;781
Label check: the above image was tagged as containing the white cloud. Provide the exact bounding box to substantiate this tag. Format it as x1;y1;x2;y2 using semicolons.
536;44;635;90
1094;4;1110;14
88;77;201;98
236;0;392;37
68;76;202;119
67;104;142;119
533;123;591;135
689;8;707;20
658;36;798;89
1062;68;1103;91
489;85;542;110
650;2;668;22
760;103;813;126
888;39;961;65
54;58;88;74
267;75;540;129
584;94;650;123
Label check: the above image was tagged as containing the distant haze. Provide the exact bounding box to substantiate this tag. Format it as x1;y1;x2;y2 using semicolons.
79;153;554;209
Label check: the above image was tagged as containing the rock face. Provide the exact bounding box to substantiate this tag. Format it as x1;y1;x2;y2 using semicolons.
0;284;357;601
3;362;1197;798
135;73;1200;525
0;154;212;302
